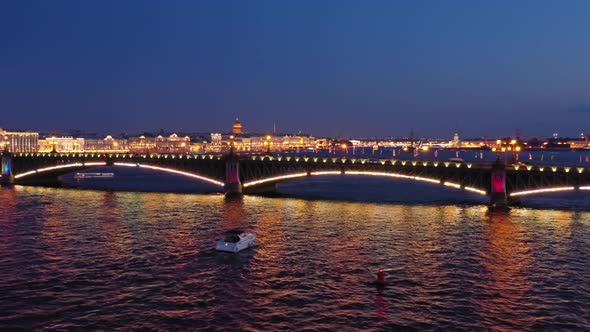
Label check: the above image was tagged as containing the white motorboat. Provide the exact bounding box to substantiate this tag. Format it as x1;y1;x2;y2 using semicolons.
74;172;114;180
215;229;256;253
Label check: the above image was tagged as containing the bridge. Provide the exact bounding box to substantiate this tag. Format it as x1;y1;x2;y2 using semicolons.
3;149;590;207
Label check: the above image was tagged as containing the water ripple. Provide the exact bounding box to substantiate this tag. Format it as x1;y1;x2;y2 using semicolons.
0;186;589;330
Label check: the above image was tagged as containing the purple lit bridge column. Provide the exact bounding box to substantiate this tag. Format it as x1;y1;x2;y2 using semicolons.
224;153;242;196
490;160;507;208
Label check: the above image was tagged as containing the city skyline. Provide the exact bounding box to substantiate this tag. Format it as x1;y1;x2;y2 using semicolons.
2;1;590;137
1;118;589;141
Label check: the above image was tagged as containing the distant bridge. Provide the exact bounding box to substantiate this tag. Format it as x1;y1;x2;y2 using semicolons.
3;150;590;206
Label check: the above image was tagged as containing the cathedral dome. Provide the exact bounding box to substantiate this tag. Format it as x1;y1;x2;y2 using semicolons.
232;118;244;134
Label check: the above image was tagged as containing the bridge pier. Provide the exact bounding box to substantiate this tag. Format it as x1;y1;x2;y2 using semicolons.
1;149;14;186
0;174;14;186
489;159;508;209
224;153;242;197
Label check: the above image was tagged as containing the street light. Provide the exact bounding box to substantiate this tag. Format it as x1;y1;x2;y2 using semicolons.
1;136;9;153
264;135;272;155
229;135;235;153
51;137;57;153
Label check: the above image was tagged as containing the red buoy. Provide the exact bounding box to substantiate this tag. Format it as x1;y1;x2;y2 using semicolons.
376;269;385;285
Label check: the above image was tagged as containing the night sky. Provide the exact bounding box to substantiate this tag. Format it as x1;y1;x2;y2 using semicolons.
1;1;590;138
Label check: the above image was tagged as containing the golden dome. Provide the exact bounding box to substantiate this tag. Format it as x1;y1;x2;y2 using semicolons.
232;117;244;134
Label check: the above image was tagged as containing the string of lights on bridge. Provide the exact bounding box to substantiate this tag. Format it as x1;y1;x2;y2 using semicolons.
10;152;590;197
12;152;590;173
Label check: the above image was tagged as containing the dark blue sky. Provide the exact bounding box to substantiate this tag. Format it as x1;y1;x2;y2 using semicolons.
1;1;590;138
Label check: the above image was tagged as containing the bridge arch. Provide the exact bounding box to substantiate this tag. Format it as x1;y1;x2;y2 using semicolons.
14;162;106;180
242;170;488;196
509;186;579;198
13;161;225;187
113;162;224;187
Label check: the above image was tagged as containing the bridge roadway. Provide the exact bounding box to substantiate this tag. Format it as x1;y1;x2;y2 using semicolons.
3;151;590;206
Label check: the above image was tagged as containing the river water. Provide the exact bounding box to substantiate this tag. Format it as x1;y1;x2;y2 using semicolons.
0;171;589;331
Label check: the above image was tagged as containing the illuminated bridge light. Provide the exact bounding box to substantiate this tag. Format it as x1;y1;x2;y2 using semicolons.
510;186;575;197
578;168;584;174
350;158;356;164
15;163;84;179
433;162;439;167
467;163;473;168
360;159;366;164
411;161;417;166
83;162;106;166
464;186;486;195
286;157;292;161
313;157;318;162
539;167;544;172
526;165;533;171
380;160;386;165
579;186;590;190
114;162;224;187
277;156;282;162
14;170;37;179
444;181;461;189
37;163;83;173
332;158;338;163
243;172;307;187
311;171;341;176
391;160;397;165
415;176;440;184
455;163;461;168
303;157;309;162
295;157;300;162
422;162;428;167
514;165;520;170
342;158;347;163
322;158;327;163
401;161;407;166
345;171;413;180
551;167;557;172
444;162;450;167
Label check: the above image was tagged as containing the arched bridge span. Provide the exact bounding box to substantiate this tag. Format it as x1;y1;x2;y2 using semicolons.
2;152;225;187
239;157;490;196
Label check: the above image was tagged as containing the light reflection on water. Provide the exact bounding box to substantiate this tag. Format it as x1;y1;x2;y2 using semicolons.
0;185;588;330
